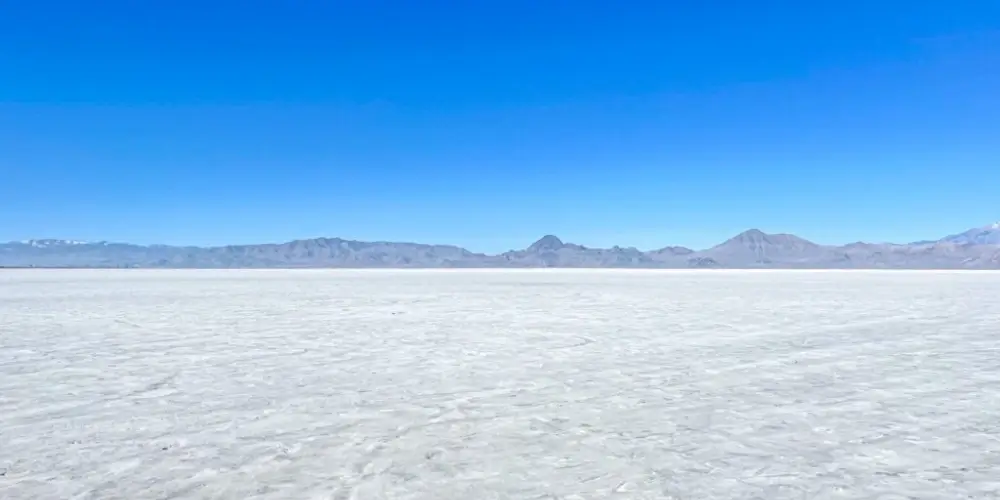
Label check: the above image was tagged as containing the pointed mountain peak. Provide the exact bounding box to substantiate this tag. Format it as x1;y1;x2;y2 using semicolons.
736;228;768;239
715;229;818;249
527;235;565;252
723;228;778;244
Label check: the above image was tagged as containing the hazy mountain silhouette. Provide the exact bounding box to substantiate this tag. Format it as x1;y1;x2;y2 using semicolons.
938;222;1000;245
698;229;831;267
3;223;999;269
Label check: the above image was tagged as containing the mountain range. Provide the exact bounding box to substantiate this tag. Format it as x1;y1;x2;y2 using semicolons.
3;223;1000;269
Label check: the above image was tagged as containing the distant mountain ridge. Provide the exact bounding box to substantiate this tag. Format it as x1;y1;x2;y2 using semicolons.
939;222;1000;245
3;223;1000;269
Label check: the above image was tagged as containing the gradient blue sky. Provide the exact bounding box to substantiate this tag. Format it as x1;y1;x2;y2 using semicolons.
2;1;998;252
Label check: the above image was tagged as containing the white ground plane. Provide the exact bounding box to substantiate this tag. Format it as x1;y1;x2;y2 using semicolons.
1;269;999;499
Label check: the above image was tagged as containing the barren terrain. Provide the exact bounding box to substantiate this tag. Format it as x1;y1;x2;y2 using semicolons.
2;269;999;499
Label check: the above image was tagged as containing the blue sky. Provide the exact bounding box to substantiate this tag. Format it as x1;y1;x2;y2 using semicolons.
2;1;998;252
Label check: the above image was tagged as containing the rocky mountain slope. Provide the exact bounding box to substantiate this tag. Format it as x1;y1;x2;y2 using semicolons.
3;223;1000;269
939;222;1000;245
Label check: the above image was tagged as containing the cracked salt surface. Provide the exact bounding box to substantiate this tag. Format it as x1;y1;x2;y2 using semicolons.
1;269;999;499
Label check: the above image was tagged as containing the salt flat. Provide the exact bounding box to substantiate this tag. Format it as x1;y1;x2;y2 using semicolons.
1;269;999;499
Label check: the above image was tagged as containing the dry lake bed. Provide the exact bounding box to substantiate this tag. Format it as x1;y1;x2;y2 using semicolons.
1;269;999;499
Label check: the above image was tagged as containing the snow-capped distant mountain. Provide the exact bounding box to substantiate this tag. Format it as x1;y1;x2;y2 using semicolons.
939;223;1000;245
17;239;93;248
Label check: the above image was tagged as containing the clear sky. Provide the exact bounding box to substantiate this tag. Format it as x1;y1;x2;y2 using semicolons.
2;1;998;252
